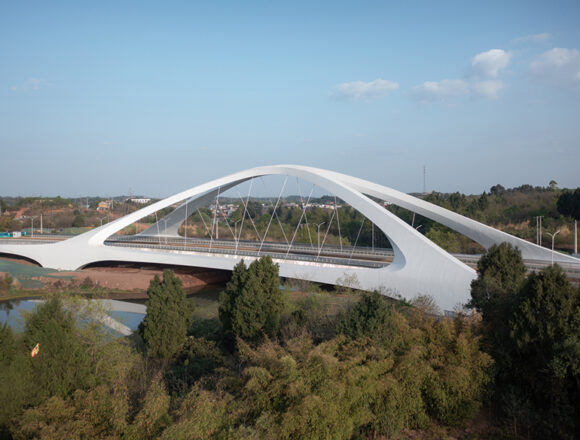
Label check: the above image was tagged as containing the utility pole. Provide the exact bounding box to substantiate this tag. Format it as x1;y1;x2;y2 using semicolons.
575;220;577;255
317;222;326;253
534;216;544;246
24;216;37;238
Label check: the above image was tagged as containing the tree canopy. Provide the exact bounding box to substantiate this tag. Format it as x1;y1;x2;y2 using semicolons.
557;188;580;219
470;243;580;438
219;256;283;342
141;270;195;359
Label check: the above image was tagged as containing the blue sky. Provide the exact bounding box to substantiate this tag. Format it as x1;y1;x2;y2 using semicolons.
1;0;579;197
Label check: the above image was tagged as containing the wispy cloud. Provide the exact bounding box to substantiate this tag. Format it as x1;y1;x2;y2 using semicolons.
335;78;399;100
472;80;505;99
470;49;511;78
513;32;551;44
411;79;469;101
412;49;511;102
10;78;48;92
530;47;580;89
411;79;504;101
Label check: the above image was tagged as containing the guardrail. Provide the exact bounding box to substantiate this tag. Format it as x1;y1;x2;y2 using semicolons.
105;241;388;269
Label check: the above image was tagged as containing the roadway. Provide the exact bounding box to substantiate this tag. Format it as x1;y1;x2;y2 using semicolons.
1;234;579;282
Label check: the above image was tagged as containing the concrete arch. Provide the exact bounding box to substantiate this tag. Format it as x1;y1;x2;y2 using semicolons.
1;165;573;310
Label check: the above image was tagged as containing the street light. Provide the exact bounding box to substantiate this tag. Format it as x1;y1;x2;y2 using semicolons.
163;219;168;244
317;222;326;253
99;217;108;227
23;216;37;238
545;229;560;265
415;224;423;231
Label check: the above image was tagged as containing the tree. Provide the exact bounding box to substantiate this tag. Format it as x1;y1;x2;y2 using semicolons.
489;184;505;196
141;270;194;359
468;242;526;419
0;323;15;366
23;296;94;400
338;291;392;341
469;242;526;322
219;256;283;341
508;265;580;438
557;188;580;219
72;214;85;227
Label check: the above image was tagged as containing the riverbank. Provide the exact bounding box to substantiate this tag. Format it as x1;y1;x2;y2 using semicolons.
0;256;230;300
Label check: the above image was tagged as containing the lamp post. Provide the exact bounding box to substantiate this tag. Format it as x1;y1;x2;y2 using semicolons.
99;217;107;227
575;220;577;255
415;224;423;231
317;222;326;253
163;219;168;244
545;229;560;265
534;216;544;246
23;216;37;238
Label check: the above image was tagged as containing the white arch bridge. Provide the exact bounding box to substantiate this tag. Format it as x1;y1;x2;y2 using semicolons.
2;165;577;311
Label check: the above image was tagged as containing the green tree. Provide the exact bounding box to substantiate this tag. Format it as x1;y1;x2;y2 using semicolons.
469;242;526;322
0;323;15;366
72;214;85;227
141;270;194;359
338;291;392;341
557;188;580;219
219;256;283;341
468;243;526;423
23;296;94;400
508;265;580;438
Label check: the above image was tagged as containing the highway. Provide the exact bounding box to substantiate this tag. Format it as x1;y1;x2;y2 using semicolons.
1;235;579;282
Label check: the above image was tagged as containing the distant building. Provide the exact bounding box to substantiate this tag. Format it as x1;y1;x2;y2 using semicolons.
130;198;151;204
97;201;111;211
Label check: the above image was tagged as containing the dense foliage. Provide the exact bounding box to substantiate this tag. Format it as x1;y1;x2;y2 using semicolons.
557;188;580;219
0;270;495;439
469;245;580;439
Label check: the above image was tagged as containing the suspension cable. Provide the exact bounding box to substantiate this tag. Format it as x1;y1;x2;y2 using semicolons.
155;212;161;245
317;208;336;259
209;186;221;251
259;176;287;253
348;218;365;263
335;196;342;251
285;186;314;258
197;208;212;239
236;178;253;251
297;178;315;248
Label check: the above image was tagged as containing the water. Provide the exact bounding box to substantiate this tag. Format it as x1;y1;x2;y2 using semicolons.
0;285;224;334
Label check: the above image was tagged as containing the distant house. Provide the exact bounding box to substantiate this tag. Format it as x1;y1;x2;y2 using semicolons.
130;198;151;204
97;201;111;211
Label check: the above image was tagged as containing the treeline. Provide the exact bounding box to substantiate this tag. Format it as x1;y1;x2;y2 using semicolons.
185;204;392;249
396;184;580;253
